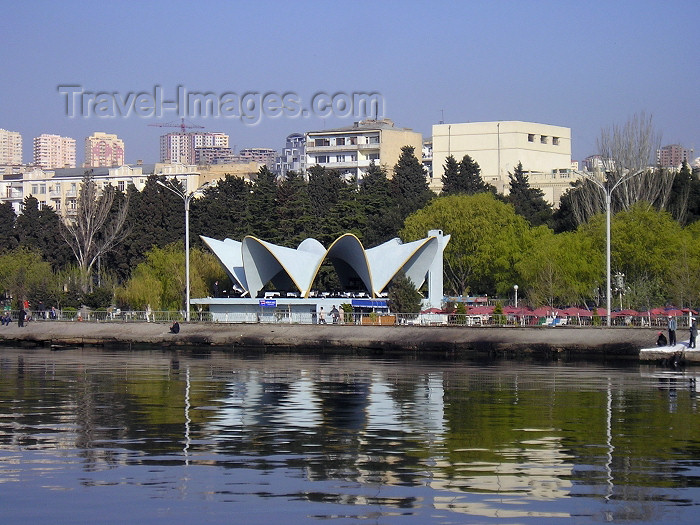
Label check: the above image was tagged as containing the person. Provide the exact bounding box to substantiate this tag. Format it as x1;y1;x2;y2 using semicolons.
668;315;677;346
169;321;180;334
318;307;326;324
49;306;57;320
690;318;697;349
145;304;152;322
330;305;340;324
18;308;26;328
656;331;668;346
1;312;11;326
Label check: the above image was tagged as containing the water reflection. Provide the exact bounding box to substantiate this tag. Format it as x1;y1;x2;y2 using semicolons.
0;349;699;524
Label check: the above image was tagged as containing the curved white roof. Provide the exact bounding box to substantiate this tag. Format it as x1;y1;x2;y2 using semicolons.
201;232;449;299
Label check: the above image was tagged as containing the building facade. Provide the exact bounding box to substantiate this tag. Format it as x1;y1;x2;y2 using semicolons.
275;133;306;177
0;162;200;217
33;134;76;169
432;121;575;206
0;129;23;165
160;132;229;164
84;132;125;167
237;147;277;169
305;119;422;181
194;146;236;165
657;144;694;169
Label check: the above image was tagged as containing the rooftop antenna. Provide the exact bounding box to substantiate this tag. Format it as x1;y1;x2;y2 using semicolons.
439;109;444;125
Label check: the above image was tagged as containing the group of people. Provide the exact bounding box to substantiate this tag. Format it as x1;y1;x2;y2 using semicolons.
318;306;341;324
656;315;698;348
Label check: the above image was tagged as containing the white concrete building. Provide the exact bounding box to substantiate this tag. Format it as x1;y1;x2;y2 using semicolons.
0;129;23;165
306;119;422;181
432;121;576;206
160;132;229;164
33;134;76;169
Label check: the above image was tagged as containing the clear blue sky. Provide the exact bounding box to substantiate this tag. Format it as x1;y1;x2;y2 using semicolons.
2;0;698;166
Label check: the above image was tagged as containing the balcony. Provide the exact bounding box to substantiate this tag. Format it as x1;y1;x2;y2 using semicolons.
306;143;360;153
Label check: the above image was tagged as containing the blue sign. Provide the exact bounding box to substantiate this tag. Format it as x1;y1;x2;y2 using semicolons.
259;299;277;308
351;299;388;308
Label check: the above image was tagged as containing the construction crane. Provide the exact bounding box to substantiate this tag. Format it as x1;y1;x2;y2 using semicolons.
148;118;204;134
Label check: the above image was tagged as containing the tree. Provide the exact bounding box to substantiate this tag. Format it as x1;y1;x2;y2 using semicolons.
666;161;700;225
275;171;314;246
0;202;17;254
391;145;434;221
507;162;553;227
401;193;533;296
551;185;579;233
459;154;496;195
0;247;57;309
115;242;226;311
358;161;400;246
247;166;280;243
60;173;129;293
15;196;72;270
440;155;461;194
570;112;673;226
191;174;252;244
517;229;600;308
387;271;423;314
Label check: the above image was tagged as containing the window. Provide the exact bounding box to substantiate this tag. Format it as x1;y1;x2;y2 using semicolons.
368;153;379;161
368;135;379;144
315;138;330;147
552;137;560;146
118;181;125;192
336;155;345;162
32;184;39;194
316;155;329;164
68;199;76;210
348;137;357;145
53;200;61;211
40;185;46;194
336;138;345;146
528;134;535;142
540;135;548;144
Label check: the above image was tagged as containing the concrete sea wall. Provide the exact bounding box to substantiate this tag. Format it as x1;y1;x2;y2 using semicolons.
0;321;678;361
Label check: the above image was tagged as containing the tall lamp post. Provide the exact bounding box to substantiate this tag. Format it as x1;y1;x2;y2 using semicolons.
157;179;212;322
579;169;642;327
513;284;518;309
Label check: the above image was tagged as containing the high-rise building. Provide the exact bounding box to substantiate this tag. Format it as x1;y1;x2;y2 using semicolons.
84;132;125;167
657;144;694;168
0;128;23;165
160;132;228;164
33;134;76;169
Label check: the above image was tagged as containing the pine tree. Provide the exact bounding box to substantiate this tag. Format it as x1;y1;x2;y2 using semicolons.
247;166;279;243
0;201;17;254
387;271;423;314
507;162;552;227
459;155;497;195
276;171;314;246
391;145;434;221
440;155;461;195
358;161;400;246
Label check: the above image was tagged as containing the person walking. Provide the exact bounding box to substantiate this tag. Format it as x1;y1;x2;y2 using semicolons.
690;318;697;349
668;315;677;346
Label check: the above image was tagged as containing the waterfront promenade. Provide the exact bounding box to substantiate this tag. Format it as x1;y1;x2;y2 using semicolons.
0;320;677;360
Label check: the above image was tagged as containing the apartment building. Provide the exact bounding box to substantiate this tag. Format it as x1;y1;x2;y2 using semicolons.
84;132;125;167
160;132;229;164
275;133;306;177
657;144;694;169
0;162;200;216
305;119;422;181
237;147;277;168
0;129;23;165
432;121;576;206
33;134;76;169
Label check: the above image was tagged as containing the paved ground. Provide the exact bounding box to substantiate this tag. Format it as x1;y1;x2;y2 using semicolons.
0;320;684;361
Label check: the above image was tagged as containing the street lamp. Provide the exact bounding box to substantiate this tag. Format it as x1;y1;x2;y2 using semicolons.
578;169;642;327
513;284;518;309
157;179;213;322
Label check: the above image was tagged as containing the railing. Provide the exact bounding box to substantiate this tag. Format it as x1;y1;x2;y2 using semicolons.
1;309;690;329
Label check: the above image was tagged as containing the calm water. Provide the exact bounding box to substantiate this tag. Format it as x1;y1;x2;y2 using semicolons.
0;347;698;524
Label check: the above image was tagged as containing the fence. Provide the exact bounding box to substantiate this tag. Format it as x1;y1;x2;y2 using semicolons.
1;309;693;329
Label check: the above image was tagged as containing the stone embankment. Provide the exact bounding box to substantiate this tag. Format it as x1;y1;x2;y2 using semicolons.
0;320;684;361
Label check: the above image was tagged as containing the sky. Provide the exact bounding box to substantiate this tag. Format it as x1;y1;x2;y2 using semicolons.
1;0;698;167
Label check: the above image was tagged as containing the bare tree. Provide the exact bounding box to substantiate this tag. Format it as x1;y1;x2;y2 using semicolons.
571;112;674;225
61;173;129;293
